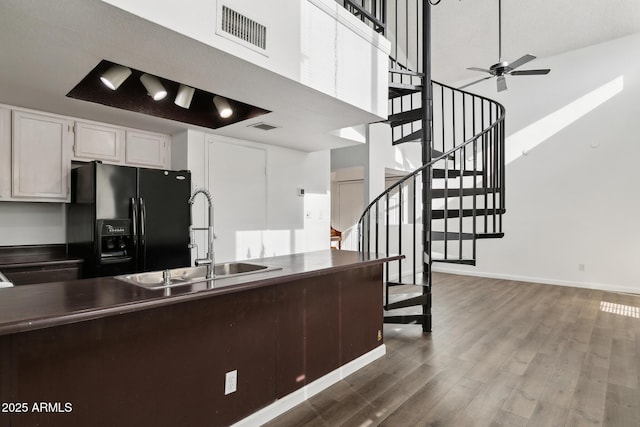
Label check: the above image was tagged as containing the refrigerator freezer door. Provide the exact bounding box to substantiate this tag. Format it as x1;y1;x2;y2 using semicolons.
138;169;191;271
95;163;137;219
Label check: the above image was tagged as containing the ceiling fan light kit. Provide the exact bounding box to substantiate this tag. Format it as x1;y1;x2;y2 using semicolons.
461;0;551;92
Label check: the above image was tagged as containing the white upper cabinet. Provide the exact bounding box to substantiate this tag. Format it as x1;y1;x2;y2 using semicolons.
73;120;124;163
1;104;173;203
125;130;170;169
11;110;73;202
0;107;11;201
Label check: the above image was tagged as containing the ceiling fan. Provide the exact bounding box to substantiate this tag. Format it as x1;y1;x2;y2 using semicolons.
460;0;550;92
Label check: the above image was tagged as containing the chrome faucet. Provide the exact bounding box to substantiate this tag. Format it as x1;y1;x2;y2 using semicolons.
188;188;215;279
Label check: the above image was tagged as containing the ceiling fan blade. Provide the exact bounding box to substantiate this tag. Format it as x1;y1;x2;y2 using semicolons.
497;76;507;92
511;69;551;75
459;75;493;90
467;67;492;74
508;54;536;70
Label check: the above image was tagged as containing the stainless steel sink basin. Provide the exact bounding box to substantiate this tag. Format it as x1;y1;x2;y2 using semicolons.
115;262;281;289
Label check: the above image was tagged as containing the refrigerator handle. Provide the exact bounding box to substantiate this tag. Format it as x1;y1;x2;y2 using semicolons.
130;197;138;243
130;197;139;271
139;197;146;270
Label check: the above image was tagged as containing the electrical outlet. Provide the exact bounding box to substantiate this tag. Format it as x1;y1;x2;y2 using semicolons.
225;370;237;395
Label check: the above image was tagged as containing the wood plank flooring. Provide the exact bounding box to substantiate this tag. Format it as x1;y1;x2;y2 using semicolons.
263;273;640;427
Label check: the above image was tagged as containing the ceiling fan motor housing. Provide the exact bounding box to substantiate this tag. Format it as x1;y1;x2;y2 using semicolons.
489;62;511;75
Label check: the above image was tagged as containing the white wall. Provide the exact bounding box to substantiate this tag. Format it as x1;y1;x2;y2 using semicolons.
101;0;390;117
435;32;640;294
0;202;66;245
179;131;330;262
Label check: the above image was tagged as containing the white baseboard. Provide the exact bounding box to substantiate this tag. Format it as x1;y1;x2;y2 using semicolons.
231;345;387;427
432;265;640;295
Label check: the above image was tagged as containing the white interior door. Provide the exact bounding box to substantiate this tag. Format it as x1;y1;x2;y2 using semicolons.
208;141;267;262
336;181;364;250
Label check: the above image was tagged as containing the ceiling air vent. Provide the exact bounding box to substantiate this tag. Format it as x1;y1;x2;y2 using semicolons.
249;122;279;131
221;5;267;50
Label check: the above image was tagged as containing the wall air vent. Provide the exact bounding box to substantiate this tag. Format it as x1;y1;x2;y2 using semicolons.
221;5;267;50
249;122;279;131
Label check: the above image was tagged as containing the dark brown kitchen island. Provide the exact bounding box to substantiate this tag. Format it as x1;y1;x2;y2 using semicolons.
0;250;400;427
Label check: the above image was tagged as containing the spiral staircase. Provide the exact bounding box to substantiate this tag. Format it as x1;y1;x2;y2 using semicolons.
344;0;506;332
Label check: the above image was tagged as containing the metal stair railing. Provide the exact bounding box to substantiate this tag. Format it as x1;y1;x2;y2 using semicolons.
338;0;386;34
358;77;505;311
336;0;507;331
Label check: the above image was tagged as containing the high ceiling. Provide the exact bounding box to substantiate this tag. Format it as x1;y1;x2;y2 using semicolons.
1;0;639;152
431;0;640;84
0;0;381;152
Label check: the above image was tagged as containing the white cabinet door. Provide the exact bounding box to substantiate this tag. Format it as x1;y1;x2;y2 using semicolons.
73;120;124;163
125;130;170;169
0;107;11;201
12;110;72;201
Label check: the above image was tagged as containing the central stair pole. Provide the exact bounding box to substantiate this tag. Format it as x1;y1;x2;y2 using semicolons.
421;0;433;333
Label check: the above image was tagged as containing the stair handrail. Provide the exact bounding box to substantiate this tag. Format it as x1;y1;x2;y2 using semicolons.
357;82;505;229
341;0;386;34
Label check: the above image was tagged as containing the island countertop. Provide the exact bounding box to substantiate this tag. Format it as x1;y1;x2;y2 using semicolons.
0;250;401;337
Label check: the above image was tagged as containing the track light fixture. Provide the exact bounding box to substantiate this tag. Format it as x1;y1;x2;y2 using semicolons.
71;60;269;129
174;84;195;109
140;73;167;101
213;95;233;118
100;64;132;90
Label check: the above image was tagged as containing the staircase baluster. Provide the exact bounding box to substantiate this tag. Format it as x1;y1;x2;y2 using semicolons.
385;192;390;283
366;209;371;254
482;104;488;234
444;155;449;260
375;200;380;255
398;182;403;281
382;0;387;35
458;135;464;261
472;136;478;261
394;0;398;62
452;87;456;164
492;106;498;232
413;173;417;284
462;93;467;165
441;84;445;157
500;118;505;233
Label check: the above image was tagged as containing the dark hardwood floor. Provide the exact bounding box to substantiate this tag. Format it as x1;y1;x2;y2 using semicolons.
264;272;640;427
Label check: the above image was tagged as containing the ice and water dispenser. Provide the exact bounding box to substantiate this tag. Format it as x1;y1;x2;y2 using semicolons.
97;219;134;264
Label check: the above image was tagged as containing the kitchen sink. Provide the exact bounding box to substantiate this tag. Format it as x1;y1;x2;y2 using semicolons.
115;262;282;289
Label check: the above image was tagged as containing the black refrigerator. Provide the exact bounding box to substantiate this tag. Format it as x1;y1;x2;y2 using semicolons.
67;161;191;278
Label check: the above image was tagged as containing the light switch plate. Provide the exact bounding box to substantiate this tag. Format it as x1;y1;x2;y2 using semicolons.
225;370;237;395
